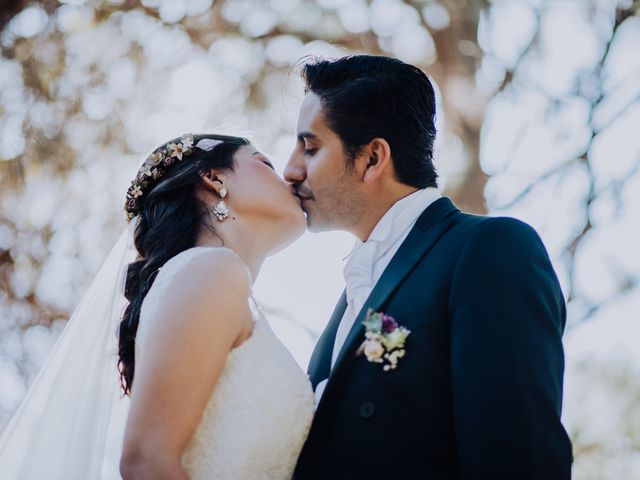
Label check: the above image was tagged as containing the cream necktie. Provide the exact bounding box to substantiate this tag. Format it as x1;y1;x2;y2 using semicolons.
331;239;379;368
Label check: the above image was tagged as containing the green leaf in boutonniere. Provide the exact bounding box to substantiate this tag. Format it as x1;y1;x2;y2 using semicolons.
362;308;382;332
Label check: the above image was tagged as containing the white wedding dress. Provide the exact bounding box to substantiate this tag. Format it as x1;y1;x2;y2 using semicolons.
135;247;315;480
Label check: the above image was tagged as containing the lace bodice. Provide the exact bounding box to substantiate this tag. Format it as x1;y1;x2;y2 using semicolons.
135;247;314;480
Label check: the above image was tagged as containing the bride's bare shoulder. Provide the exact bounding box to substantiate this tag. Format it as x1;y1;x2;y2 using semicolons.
164;246;249;287
150;247;253;330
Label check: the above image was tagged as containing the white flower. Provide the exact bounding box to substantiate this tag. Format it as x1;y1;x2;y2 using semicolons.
130;185;143;198
139;164;153;178
364;339;384;362
147;151;164;166
168;142;187;160
181;134;194;149
365;331;382;341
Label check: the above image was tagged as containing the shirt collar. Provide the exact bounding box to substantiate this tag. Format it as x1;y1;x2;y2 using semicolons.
349;187;441;253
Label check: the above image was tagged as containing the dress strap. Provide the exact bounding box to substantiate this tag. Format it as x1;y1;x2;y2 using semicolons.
248;294;263;322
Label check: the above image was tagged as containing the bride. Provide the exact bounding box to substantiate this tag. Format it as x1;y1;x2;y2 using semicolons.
0;133;315;479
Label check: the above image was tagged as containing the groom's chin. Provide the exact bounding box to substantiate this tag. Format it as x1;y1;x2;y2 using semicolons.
304;215;321;233
302;209;334;233
305;217;336;234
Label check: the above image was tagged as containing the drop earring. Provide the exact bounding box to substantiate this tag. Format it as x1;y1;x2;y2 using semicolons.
212;186;229;222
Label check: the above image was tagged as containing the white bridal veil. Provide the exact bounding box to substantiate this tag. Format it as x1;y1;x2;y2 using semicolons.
0;220;138;479
0;137;225;478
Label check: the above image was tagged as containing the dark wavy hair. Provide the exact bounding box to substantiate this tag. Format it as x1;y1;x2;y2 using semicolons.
298;54;438;189
118;133;249;396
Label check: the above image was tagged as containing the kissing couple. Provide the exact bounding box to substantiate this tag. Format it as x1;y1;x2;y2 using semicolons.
0;55;573;480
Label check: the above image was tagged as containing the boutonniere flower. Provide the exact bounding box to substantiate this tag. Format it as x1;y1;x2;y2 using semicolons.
356;309;411;372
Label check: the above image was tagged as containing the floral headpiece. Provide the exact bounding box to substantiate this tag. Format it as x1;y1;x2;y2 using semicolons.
124;134;223;221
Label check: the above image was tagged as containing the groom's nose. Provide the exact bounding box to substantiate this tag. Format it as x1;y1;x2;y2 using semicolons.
284;151;306;184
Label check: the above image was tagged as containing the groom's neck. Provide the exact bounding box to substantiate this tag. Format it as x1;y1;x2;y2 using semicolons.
351;184;419;242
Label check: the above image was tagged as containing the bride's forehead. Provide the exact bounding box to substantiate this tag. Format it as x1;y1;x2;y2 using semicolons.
233;144;256;157
234;145;266;162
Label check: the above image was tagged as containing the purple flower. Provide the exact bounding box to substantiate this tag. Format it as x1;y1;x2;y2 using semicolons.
381;314;398;334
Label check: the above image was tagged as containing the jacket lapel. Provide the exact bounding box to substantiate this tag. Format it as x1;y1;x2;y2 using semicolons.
307;291;347;389
330;197;460;374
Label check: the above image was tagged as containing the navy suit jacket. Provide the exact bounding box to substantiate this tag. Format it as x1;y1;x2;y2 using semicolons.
294;197;573;480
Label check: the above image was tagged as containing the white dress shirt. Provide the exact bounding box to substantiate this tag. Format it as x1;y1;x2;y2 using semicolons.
314;187;441;405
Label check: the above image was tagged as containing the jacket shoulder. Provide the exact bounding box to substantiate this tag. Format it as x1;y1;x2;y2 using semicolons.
453;212;541;244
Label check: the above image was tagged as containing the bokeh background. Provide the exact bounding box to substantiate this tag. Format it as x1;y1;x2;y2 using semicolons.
0;0;638;477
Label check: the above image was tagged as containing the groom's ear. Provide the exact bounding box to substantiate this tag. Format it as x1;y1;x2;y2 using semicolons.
361;138;392;184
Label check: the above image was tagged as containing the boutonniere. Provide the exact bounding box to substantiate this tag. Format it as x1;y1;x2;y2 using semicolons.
356;309;411;372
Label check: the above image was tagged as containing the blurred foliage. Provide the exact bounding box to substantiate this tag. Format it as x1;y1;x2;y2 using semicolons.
0;0;497;337
0;0;639;477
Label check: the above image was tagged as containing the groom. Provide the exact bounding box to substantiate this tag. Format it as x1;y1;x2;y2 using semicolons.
285;55;573;479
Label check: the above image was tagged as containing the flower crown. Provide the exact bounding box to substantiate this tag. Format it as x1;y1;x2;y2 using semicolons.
124;134;223;221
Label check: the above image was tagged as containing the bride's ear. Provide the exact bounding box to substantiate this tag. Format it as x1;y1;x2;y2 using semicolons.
199;168;227;197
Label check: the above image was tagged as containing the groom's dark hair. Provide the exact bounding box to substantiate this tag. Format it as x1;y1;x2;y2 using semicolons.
298;54;438;189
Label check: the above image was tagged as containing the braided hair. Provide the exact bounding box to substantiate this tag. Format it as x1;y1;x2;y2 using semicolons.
118;134;249;395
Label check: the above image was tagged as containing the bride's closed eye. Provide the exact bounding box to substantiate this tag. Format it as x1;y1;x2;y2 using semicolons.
253;151;276;170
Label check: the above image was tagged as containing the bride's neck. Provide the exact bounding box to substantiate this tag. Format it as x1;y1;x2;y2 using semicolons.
194;219;263;284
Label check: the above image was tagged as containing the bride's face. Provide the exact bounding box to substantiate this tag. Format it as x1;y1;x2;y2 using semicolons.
220;144;306;253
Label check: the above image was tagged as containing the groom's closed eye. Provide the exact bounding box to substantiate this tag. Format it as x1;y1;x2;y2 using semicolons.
303;147;318;157
297;132;320;156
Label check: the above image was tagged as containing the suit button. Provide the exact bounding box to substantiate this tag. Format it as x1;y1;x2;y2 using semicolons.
360;401;375;419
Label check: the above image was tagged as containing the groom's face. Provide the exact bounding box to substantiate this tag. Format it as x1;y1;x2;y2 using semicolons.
285;93;364;232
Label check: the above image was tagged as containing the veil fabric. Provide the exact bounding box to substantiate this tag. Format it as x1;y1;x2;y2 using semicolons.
0;219;138;479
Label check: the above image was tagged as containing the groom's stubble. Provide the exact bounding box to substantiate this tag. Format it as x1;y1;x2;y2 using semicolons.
303;163;366;234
